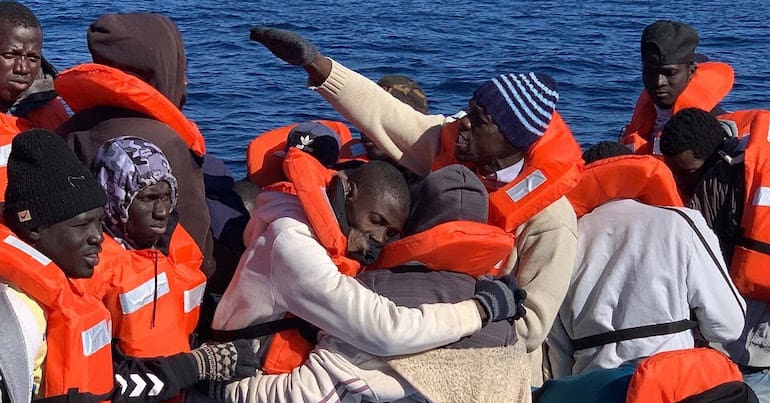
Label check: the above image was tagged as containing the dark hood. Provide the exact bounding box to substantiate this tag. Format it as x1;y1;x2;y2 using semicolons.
87;12;187;108
405;164;489;235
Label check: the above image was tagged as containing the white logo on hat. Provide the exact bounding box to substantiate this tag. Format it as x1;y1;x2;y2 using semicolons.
296;135;314;151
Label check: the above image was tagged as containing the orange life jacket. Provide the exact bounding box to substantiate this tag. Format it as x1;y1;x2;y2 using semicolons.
21;97;70;131
432;111;584;233
246;120;357;187
620;62;734;155
54;63;206;157
625;348;743;403
369;221;514;278
90;225;205;358
712;109;770;301
0;224;114;398
256;148;362;374
567;154;683;217
0;114;33;203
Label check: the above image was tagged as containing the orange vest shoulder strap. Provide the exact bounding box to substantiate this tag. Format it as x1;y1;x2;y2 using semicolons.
626;348;742;403
488;112;584;232
247;120;354;186
282;148;361;276
723;110;770;301
370;221;514;277
621;62;734;153
567;154;683;217
55;63;206;156
0;225;113;397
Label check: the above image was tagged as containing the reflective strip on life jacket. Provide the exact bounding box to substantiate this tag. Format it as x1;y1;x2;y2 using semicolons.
55;63;206;156
620;62;734;155
246;120;354;187
754;187;770;206
3;234;51;265
433;111;584;233
82;319;111;357
0;143;11;167
567;154;683;217
718;109;770;302
184;281;206;313
119;272;171;315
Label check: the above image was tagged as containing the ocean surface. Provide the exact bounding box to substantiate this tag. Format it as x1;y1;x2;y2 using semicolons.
27;0;770;178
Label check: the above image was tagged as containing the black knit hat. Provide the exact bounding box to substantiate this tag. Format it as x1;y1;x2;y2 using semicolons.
3;129;106;229
641;20;699;65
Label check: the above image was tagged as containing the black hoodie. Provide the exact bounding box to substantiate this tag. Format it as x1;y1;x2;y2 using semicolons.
56;13;214;277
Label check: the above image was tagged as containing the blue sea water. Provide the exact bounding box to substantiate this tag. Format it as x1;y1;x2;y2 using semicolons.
26;0;770;178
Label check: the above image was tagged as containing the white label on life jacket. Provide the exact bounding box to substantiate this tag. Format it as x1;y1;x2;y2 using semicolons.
506;169;547;203
184;281;206;313
0;143;11;167
3;235;51;266
119;272;170;315
82;319;111;357
348;143;367;157
753;187;770;207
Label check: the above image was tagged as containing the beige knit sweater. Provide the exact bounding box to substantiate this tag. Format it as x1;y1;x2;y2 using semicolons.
313;59;578;385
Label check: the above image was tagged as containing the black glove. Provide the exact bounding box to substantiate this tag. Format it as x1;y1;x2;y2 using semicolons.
473;274;527;325
190;339;260;381
250;26;320;66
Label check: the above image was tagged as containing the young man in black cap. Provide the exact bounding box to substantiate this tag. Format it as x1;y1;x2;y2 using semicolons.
619;20;734;155
1;129;258;402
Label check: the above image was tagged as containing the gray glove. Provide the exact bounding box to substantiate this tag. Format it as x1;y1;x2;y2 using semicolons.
473;274;527;325
190;339;260;381
250;26;319;66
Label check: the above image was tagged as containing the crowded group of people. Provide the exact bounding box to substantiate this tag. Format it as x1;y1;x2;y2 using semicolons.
0;1;767;402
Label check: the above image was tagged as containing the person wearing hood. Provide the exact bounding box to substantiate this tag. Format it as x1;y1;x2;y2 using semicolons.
0;1;69;202
204;165;529;403
88;137;207;364
212;148;525;384
54;12;214;280
249;26;583;386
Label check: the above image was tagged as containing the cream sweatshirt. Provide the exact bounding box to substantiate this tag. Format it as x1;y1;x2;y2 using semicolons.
212;190;482;356
313;59;578;356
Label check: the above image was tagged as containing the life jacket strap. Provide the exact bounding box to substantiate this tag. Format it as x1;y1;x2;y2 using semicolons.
571;319;697;351
207;316;314;343
737;237;770;256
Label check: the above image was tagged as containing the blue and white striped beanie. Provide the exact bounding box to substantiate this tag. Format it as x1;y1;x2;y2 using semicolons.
472;73;559;150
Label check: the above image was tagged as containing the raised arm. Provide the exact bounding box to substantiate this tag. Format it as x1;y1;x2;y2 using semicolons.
250;26;445;176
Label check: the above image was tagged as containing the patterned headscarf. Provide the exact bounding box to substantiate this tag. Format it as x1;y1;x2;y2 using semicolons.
91;136;178;242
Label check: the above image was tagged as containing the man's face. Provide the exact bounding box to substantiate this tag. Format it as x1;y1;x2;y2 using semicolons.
125;181;172;249
664;149;706;199
0;22;42;110
642;62;694;109
34;207;104;279
455;101;510;167
345;187;407;263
